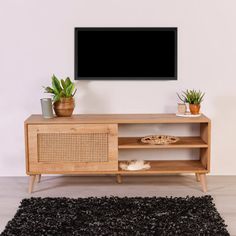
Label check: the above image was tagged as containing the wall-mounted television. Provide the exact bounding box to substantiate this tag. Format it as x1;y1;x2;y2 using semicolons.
74;27;177;80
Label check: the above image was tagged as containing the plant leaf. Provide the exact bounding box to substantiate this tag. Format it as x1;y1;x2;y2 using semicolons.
53;94;60;103
43;86;55;94
52;75;62;94
72;88;77;97
66;83;73;97
177;93;186;103
61;79;66;90
65;77;72;88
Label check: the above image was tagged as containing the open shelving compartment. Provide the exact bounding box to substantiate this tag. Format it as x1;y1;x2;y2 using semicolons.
118;136;208;174
116;115;211;192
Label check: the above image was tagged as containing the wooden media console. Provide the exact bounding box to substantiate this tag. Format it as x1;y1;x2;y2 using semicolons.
24;114;211;193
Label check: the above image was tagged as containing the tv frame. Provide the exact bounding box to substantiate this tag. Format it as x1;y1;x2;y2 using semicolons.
74;27;177;80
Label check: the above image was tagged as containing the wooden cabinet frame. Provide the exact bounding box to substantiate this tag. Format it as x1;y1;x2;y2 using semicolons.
25;114;211;193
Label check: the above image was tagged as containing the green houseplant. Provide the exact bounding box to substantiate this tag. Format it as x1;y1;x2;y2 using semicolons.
177;89;205;115
44;75;77;117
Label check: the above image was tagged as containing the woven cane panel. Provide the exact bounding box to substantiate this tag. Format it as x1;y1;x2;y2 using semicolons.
38;133;108;162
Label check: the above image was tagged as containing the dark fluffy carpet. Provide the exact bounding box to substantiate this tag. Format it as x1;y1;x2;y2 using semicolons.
1;196;229;236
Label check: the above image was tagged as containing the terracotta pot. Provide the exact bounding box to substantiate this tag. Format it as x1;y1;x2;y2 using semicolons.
53;97;75;117
189;104;200;115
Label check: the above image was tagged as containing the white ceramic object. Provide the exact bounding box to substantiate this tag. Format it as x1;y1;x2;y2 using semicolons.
119;160;151;171
176;113;201;118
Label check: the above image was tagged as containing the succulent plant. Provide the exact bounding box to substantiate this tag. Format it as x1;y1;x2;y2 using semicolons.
177;89;205;105
44;75;77;102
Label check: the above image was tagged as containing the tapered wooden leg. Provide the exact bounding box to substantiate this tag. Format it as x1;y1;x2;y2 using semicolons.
116;174;122;184
36;174;41;183
29;175;36;194
195;173;200;182
199;174;207;192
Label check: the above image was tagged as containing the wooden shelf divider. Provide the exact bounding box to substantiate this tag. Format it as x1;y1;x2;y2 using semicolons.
118;160;207;174
118;136;208;149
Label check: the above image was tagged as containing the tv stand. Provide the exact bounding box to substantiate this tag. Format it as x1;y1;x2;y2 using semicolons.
24;114;211;193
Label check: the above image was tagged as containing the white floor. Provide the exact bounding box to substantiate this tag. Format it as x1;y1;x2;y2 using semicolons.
0;175;235;235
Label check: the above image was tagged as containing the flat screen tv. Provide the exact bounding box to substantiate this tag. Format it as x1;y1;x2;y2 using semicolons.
75;27;177;80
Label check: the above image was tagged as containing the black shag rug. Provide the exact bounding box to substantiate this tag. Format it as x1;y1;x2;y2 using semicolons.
1;196;229;236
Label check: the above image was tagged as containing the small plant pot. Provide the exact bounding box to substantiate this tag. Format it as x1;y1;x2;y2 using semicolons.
189;104;200;115
53;98;75;117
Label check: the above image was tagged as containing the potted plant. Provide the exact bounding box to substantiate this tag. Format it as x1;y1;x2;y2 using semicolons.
177;89;205;115
44;75;77;117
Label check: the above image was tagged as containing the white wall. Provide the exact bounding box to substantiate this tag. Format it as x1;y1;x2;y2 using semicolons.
0;0;236;176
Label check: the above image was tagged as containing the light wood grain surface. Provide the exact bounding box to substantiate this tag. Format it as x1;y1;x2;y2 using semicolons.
119;136;208;149
0;176;235;235
25;113;211;124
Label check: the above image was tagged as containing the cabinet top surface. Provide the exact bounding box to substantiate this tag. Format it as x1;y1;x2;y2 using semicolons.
25;114;210;124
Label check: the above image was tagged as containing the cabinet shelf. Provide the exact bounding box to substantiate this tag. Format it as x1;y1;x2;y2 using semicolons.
118;137;208;149
118;160;207;174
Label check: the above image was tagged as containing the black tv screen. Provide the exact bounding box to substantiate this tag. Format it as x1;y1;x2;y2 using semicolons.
75;27;177;80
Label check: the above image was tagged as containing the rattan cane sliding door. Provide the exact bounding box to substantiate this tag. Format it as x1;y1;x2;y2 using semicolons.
27;124;118;173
